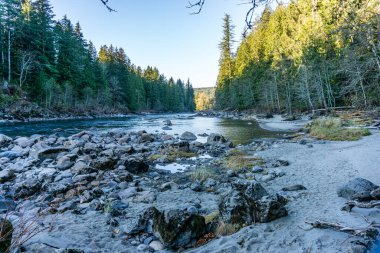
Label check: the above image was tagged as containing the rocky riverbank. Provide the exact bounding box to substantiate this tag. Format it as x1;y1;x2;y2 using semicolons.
0;122;380;252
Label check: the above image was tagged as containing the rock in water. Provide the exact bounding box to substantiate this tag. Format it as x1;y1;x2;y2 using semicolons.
139;207;206;248
337;178;378;199
206;133;233;148
180;131;197;141
163;120;172;126
0;218;13;252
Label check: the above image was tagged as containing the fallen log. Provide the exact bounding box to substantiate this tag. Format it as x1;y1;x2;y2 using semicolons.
305;220;379;238
341;201;380;212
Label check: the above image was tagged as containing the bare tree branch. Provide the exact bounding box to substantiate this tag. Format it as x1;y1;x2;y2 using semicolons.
186;0;206;15
100;0;116;12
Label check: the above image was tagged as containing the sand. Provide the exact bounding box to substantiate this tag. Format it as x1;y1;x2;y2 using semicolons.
188;131;380;253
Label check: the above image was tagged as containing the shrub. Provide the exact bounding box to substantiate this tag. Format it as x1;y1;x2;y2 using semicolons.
309;117;371;141
221;149;264;171
190;167;217;183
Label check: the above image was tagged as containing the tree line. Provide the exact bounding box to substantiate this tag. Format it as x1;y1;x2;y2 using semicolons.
0;0;195;112
215;0;380;113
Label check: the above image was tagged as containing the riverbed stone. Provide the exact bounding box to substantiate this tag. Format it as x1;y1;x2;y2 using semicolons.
141;207;206;248
282;184;307;191
123;157;149;174
0;134;12;148
180;131;197;141
337;178;378;199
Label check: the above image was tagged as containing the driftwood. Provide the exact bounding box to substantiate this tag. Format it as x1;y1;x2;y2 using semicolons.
305;220;379;238
341;201;380;212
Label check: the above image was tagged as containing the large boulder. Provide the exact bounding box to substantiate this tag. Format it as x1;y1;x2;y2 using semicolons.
206;133;233;148
123;157;149;174
0;218;13;252
180;132;197;141
0;134;12;148
219;180;287;226
139;207;206;248
337;178;378;199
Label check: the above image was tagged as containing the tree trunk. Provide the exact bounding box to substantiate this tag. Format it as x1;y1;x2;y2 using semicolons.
8;29;11;82
304;66;314;112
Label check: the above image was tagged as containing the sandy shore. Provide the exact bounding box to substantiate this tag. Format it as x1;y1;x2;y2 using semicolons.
189;131;380;253
255;115;311;131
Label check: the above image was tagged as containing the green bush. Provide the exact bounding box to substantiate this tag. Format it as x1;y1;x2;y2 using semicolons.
310;117;370;141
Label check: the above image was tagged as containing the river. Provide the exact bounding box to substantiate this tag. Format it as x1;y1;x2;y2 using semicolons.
0;114;286;145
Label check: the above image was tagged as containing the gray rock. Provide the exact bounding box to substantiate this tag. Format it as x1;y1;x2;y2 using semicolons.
123;157;149;174
163;120;172;126
38;147;69;161
180;131;197;141
162;126;172;131
190;182;202;192
92;157;117;170
139;133;155;143
149;240;164;251
187;206;199;214
370;188;380;199
14;179;42;200
137;244;152;252
56;154;77;170
282;184;307;191
0;196;16;213
252;166;264;173
226;170;236;177
337;178;378;199
139;207;206;248
203;178;217;188
206;133;233;148
219;180;287;226
119;187;138;199
351;191;373;201
272;160;289;167
0;169;15;183
15;136;36;148
0;150;23;160
0;134;12;148
261;174;275;182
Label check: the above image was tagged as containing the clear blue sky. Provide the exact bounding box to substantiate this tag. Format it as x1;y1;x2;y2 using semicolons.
49;0;252;88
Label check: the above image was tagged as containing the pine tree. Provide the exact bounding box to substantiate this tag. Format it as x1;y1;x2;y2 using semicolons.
215;14;235;109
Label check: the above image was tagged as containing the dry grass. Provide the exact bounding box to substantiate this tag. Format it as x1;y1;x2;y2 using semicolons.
1;209;51;252
204;211;219;224
309;117;370;141
215;221;241;236
190;167;217;183
166;150;196;162
221;149;264;171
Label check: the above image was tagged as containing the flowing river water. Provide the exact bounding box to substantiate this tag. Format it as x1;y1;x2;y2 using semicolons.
0;114;286;145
